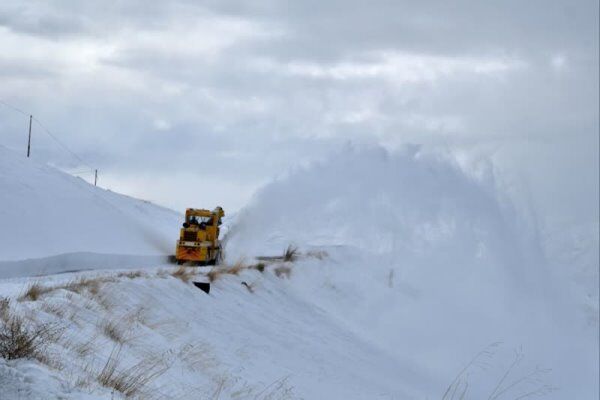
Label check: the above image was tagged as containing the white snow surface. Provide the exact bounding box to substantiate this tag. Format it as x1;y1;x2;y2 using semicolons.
0;145;598;399
0;145;181;263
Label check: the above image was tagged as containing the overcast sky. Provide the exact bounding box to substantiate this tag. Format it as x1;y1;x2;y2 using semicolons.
0;1;598;225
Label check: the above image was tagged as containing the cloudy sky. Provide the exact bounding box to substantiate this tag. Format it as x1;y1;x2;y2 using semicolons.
0;1;597;224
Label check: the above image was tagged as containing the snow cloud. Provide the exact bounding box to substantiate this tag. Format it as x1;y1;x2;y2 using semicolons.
0;0;597;222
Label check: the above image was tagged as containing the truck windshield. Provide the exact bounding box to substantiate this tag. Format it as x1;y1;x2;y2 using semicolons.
188;216;211;224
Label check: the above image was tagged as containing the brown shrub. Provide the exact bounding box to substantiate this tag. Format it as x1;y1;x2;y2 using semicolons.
0;316;62;360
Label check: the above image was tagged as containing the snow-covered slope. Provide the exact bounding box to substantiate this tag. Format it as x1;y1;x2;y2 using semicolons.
0;145;180;266
0;267;433;400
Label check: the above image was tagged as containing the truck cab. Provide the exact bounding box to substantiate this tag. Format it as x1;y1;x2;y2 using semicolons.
175;207;224;265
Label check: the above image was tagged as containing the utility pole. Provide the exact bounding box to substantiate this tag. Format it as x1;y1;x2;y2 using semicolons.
94;169;98;186
27;115;32;157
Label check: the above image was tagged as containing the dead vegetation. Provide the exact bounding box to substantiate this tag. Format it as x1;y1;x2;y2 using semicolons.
207;259;249;283
96;345;170;398
66;277;104;295
256;244;300;263
442;344;556;400
226;259;246;275
171;266;197;283
40;301;66;319
0;315;62;361
74;336;97;358
283;245;298;262
18;272;146;305
0;297;10;322
101;318;129;344
19;282;54;302
117;270;147;280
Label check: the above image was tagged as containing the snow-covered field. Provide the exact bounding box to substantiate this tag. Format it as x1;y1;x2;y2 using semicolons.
0;145;597;399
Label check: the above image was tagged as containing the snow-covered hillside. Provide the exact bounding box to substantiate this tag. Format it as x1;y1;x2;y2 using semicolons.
0;145;181;275
0;145;597;399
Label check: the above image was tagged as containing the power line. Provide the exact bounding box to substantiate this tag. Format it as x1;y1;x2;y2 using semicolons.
0;99;29;117
31;116;94;172
0;98;98;180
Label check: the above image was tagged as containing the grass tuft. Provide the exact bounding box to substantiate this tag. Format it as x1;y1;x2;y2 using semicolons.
226;259;247;275
283;245;299;262
171;266;196;283
206;269;222;283
19;282;54;302
117;270;146;280
97;345;170;398
101;318;128;344
0;315;62;360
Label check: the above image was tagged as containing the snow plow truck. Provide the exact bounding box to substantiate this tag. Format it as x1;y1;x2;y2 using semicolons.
175;207;224;265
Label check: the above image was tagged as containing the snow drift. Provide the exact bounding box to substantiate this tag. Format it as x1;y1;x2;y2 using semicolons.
226;145;598;398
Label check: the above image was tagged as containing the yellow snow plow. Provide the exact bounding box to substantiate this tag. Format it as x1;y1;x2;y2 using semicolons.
175;207;224;265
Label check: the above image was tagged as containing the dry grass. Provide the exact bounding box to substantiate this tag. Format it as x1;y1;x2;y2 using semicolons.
74;336;97;358
101;318;128;344
117;271;147;280
226;259;247;275
40;301;66;319
65;276;117;296
95;293;114;311
206;269;223;283
283;245;299;262
66;278;94;295
206;260;250;283
0;297;10;322
0;315;62;360
97;345;170;398
171;266;196;283
18;282;54;302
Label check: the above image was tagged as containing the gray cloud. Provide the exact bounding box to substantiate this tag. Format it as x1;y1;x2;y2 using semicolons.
0;0;597;220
